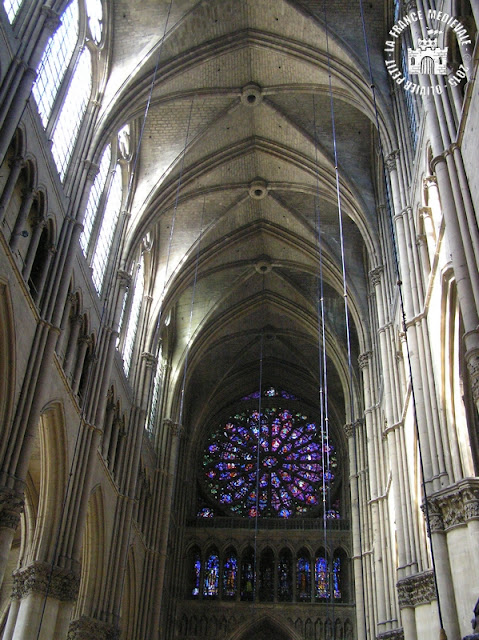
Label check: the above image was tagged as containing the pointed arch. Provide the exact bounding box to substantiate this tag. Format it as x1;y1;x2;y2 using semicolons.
74;484;106;619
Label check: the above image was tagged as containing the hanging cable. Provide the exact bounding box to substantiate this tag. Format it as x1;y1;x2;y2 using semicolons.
358;1;446;637
253;314;265;607
34;2;178;637
321;1;369;637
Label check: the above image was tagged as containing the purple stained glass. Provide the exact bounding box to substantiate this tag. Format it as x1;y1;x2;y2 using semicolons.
202;406;337;517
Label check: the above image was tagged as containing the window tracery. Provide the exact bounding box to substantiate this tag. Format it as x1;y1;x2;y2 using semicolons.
201;402;338;519
3;0;22;22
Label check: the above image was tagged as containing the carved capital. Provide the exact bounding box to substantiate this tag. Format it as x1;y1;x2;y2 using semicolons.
170;422;184;439
12;562;80;601
358;351;372;370
141;352;157;369
369;266;383;288
466;350;479;405
83;160;99;183
117;270;131;289
424;480;479;532
41;6;61;34
423;176;437;190
68;616;120;640
385;150;399;173
343;420;362;439
0;488;24;531
397;570;436;608
377;630;404;640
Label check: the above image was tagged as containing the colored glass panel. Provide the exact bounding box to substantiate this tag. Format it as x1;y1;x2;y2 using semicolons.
192;552;200;597
297;556;311;601
333;556;341;599
223;555;237;598
315;556;329;599
203;554;219;597
202;406;337;517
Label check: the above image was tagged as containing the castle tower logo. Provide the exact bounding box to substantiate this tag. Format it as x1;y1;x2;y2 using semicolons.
384;10;472;95
408;29;448;75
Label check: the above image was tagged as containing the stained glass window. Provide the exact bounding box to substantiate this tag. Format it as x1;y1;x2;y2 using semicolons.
223;553;237;598
240;548;255;601
333;556;341;599
315;555;330;599
297;554;311;601
202;406;337;518
80;143;111;254
278;550;292;601
191;551;201;598
259;549;274;601
197;506;214;518
241;387;297;401
203;553;219;598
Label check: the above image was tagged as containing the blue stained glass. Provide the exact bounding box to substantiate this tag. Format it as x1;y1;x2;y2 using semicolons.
333;556;341;599
315;556;329;599
297;556;311;600
202;405;338;518
197;507;214;518
203;554;219;597
192;553;201;596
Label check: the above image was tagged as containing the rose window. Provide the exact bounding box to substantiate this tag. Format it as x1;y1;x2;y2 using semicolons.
201;405;337;518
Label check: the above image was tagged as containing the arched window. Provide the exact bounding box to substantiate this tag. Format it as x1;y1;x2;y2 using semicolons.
3;0;23;22
203;551;219;598
259;548;274;602
32;0;104;182
188;547;201;599
222;550;238;599
278;548;292;601
240;547;254;601
33;1;80;127
146;344;163;434
314;552;329;600
51;47;92;180
91;167;123;292
122;256;144;376
297;549;311;602
80;144;111;254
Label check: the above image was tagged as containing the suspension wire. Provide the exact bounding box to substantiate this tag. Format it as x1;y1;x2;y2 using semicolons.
358;0;446;634
321;1;368;637
312;92;333;617
35;2;177;637
253;315;265;607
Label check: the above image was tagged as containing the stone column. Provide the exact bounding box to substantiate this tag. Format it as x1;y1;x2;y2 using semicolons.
344;421;366;640
154;420;185;632
4;562;79;640
424;500;461;640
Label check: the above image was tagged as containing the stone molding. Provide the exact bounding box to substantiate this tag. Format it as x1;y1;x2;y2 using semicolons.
397;570;436;608
343;420;362;439
12;561;80;601
423;479;479;532
0;487;24;530
465;350;479;405
68;616;120;640
377;629;404;640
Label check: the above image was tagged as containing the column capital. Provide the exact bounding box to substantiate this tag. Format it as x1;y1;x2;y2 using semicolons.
423;175;437;190
12;562;80;601
465;348;479;405
369;265;383;287
423;479;479;532
40;6;62;34
385;150;399;173
343;419;362;439
141;351;157;368
83;159;99;182
67;616;120;640
358;351;372;370
117;269;132;288
396;570;435;608
0;488;24;531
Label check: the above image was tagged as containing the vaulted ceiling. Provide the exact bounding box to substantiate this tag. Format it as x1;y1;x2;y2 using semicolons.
97;0;395;437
